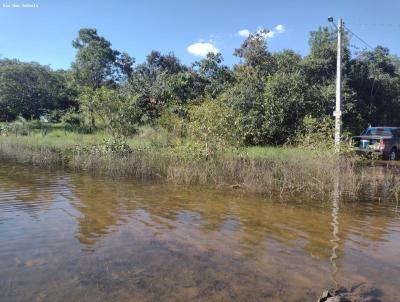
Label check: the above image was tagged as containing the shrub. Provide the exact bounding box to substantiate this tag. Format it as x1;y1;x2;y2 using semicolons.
187;99;243;158
48;110;65;123
149;127;181;149
157;109;186;138
0;123;12;136
26;119;42;130
291;115;335;151
100;136;132;156
60;109;91;133
72;136;133;158
78;86;139;137
292;115;356;155
61;109;82;128
9;116;30;136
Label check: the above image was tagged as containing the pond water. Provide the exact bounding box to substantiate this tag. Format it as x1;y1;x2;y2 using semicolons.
0;162;399;301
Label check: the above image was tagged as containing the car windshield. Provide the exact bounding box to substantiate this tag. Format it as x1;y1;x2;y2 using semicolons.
363;128;392;136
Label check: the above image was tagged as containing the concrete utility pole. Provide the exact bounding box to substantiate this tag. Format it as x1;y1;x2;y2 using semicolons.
333;18;343;150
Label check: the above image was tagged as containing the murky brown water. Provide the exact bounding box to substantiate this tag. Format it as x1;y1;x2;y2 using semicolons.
0;162;399;302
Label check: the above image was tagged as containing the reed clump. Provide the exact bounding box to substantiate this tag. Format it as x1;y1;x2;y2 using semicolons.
1;135;399;201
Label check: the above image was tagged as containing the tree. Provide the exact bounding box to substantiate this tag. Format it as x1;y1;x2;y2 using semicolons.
301;26;350;84
234;28;274;76
347;46;400;132
115;52;135;79
187;99;242;157
224;29;274;145
72;28;133;89
127;51;187;123
0;60;76;121
78;86;139;136
3;22;400;146
263;71;317;144
224;74;266;145
145;50;184;75
301;26;357;135
163;71;205;116
271;50;302;74
94;87;139;137
193;52;234;98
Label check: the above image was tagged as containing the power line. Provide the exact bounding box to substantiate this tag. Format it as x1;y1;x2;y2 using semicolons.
346;23;400;28
344;25;374;50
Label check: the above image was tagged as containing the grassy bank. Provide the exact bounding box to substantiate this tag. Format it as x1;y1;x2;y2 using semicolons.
1;130;399;201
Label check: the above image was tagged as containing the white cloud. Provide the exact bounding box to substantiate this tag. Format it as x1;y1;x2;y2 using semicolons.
237;29;250;37
237;25;285;40
275;24;285;33
187;42;219;57
264;31;275;38
255;28;275;39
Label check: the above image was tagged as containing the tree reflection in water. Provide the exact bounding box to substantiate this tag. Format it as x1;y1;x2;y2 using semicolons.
1;162;400;301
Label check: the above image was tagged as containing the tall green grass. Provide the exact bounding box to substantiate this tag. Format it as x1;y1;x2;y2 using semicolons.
1;129;399;202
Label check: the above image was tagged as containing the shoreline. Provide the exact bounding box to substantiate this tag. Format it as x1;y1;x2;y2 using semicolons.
1;135;399;202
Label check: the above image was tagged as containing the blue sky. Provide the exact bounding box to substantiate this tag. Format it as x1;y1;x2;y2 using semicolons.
1;0;400;70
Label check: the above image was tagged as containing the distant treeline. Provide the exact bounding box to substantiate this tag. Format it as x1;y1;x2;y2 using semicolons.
1;26;400;145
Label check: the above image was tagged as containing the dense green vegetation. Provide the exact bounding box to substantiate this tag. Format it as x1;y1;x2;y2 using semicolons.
1;128;400;201
1;26;400;153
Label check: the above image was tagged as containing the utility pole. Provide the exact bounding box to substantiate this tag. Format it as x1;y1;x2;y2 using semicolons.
333;18;343;150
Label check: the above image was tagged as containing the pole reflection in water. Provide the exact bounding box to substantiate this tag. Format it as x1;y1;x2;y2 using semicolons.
330;167;341;289
2;162;400;301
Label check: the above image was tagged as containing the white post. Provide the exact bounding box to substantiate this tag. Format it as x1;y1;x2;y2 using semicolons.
334;18;343;151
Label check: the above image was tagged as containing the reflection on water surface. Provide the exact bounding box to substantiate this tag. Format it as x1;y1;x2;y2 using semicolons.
0;162;399;301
